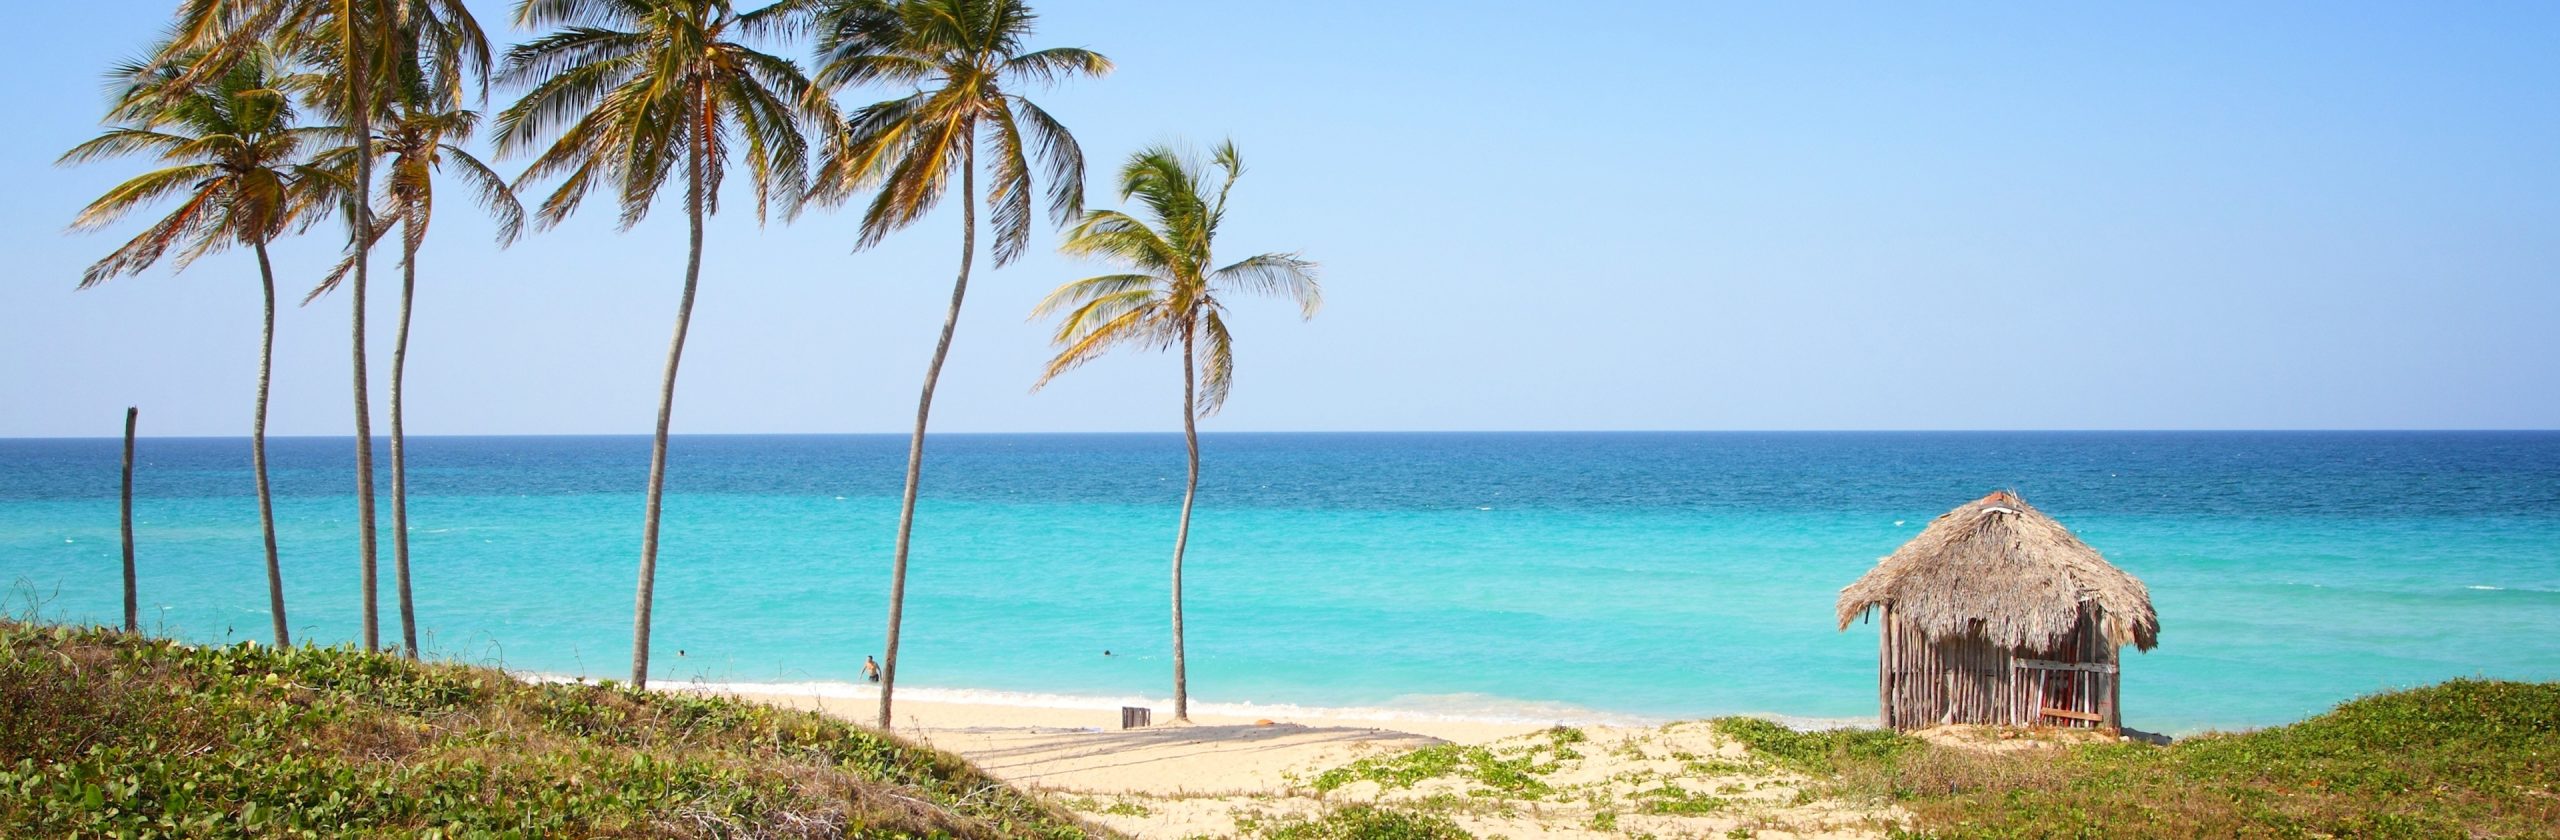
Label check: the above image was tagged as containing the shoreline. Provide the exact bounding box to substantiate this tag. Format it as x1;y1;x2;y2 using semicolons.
540;673;1882;734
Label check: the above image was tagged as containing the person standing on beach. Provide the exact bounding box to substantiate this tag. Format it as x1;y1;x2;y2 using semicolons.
864;656;882;684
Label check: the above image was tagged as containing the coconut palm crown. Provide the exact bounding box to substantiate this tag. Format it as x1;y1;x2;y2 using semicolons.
805;0;1108;263
1032;141;1320;408
64;53;341;286
496;0;819;231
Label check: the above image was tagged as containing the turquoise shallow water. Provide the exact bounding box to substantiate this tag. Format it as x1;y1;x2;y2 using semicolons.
2;432;2556;733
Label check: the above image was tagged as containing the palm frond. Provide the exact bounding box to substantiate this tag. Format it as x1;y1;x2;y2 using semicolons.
79;188;220;288
1034;303;1155;389
1002;46;1111;86
440;143;526;244
1028;272;1159;320
1060;210;1182;272
1006;94;1085;227
67;165;225;232
1212;252;1322;318
1197;309;1235;415
982;107;1035;265
809;90;930;205
853;102;969;249
515;0;649;31
58;130;200;167
492;32;647;153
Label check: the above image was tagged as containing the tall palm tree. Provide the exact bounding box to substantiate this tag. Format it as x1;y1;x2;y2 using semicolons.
163;0;469;651
804;0;1108;729
497;0;823;688
62;50;344;648
311;5;512;660
1030;142;1318;722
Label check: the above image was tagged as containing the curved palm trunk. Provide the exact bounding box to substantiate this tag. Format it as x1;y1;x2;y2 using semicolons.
253;240;288;647
342;0;382;653
631;90;710;690
878;147;976;730
391;227;419;659
1170;321;1200;722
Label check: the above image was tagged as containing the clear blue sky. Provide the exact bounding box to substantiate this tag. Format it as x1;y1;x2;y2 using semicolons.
4;1;2555;437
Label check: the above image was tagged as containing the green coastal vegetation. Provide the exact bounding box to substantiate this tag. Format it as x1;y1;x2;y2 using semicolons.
1266;681;2559;839
0;621;1094;838
8;616;2547;838
1756;678;2560;837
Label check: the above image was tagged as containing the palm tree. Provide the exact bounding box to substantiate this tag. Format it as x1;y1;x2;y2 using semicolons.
1030;142;1318;722
311;5;512;660
497;0;823;689
62;50;344;648
803;0;1108;729
163;0;469;652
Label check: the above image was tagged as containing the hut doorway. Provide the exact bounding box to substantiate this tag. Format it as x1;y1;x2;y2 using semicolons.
2013;658;2116;728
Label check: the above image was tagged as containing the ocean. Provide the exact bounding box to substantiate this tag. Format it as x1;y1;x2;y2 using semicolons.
2;431;2555;734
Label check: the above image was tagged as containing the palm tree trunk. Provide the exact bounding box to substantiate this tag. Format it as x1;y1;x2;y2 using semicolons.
342;0;381;653
1170;320;1200;722
632;88;710;689
121;405;137;634
391;226;419;659
254;240;287;647
878;145;976;730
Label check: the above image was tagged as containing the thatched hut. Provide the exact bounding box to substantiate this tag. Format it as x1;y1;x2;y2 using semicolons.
1837;491;2159;731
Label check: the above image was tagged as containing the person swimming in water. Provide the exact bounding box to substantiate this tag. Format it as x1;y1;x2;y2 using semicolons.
863;655;881;683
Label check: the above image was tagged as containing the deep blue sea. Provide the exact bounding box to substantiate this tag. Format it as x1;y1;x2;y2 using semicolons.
3;432;2556;733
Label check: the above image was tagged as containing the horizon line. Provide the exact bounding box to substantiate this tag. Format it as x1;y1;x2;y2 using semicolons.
7;427;2559;442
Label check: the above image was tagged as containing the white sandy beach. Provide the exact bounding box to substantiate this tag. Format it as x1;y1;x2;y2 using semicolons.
670;685;1900;839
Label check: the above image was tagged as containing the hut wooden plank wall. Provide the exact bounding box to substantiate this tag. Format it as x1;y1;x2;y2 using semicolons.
1840;491;2158;732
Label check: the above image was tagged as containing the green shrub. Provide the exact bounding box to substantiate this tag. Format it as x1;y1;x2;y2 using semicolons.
1710;717;1919;775
1248;804;1474;839
1309;742;1552;798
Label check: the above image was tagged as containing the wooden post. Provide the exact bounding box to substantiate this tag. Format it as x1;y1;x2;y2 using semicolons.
1877;607;1891;728
120;406;137;634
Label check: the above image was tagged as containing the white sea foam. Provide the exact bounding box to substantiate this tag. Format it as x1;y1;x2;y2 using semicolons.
2466;585;2501;591
513;674;1867;730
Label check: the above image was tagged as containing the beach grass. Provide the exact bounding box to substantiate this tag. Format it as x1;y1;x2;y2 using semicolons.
1235;804;1474;839
1730;679;2560;838
1260;682;2558;838
0;621;1100;838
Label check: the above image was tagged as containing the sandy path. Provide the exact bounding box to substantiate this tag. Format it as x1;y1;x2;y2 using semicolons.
688;689;1898;838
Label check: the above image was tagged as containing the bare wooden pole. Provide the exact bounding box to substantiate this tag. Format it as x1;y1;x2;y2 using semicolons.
120;406;137;633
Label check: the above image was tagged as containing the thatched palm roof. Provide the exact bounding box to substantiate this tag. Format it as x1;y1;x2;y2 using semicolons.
1837;491;2159;652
